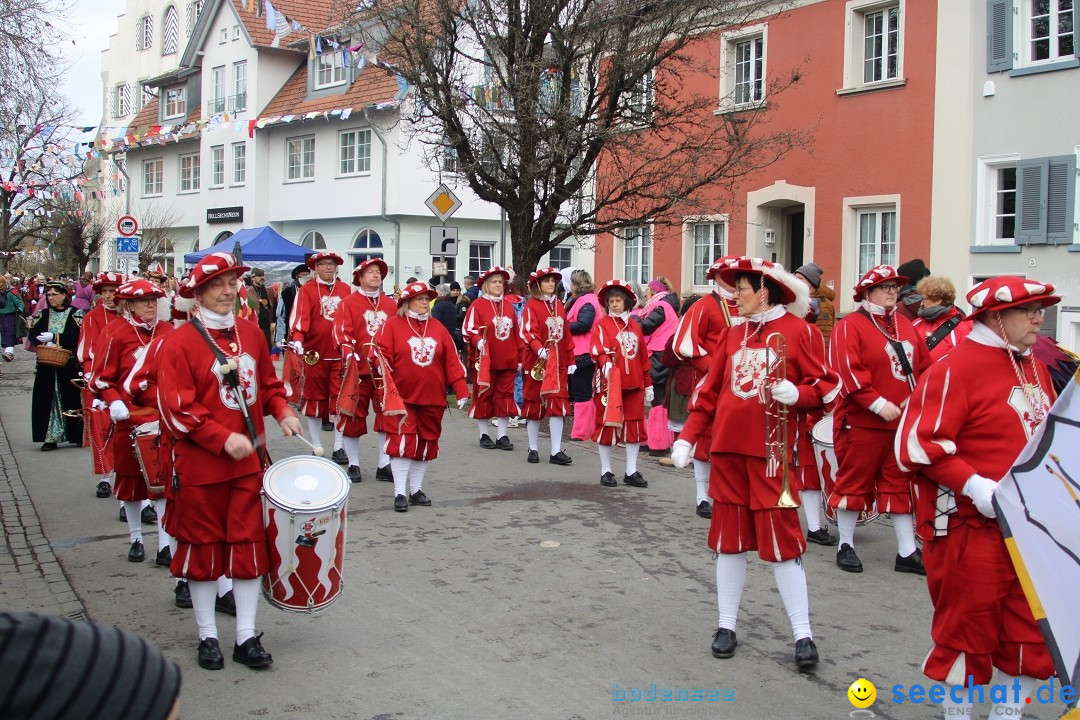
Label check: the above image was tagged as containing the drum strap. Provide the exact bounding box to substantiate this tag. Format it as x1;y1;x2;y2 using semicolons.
858;308;916;391
189;317;272;469
925;315;962;351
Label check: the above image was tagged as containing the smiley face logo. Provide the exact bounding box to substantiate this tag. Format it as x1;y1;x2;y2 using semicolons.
847;678;876;708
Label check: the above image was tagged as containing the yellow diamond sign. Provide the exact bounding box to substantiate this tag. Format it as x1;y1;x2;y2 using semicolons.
425;184;462;222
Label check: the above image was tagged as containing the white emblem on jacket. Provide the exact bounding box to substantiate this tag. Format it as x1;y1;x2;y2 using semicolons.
363;309;388;338
884;339;916;382
730;347;773;400
320;295;342;321
408;336;437;368
616;330;638;360
216;353;258;408
546;315;564;342
493;315;514;341
1008;385;1050;437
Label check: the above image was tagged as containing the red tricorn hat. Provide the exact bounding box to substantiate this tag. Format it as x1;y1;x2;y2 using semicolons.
92;271;124;292
705;256;740;281
306;252;344;270
717;257;808;316
597;279;638;309
478;266;511;285
115;278;165;300
179;252;250;298
528;267;562;286
966;276;1060;318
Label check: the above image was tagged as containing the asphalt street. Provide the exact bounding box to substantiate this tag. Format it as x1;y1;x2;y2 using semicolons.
0;346;1069;720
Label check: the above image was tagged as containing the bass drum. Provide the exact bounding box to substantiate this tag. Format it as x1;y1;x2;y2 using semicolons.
262;456;350;614
812;416;879;526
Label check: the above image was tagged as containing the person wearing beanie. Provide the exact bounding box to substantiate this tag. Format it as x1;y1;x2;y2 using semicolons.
827;265;930;575
0;612;182;720
794;262;836;345
895;258;930;322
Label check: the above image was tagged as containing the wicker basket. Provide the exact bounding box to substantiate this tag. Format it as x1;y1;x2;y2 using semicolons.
37;344;72;368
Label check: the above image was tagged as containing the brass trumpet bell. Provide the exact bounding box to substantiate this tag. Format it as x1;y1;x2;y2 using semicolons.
303;350;321;366
529;359;546;382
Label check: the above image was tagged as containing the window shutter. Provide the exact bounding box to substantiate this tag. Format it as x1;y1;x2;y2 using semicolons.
1046;155;1077;244
1015;158;1048;245
987;0;1013;72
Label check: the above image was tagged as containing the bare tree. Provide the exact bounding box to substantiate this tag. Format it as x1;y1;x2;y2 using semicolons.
43;195;109;274
136;204;183;272
354;0;806;272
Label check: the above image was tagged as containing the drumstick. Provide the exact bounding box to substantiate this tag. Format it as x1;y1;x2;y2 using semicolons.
293;432;325;457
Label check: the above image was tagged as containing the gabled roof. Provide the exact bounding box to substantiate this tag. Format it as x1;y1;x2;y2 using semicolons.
110;95;203;153
258;60;403;118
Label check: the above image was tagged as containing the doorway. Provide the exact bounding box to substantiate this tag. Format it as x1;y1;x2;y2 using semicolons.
785;210;805;271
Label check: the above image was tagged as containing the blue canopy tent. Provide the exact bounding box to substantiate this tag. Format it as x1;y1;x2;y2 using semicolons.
184;226;310;264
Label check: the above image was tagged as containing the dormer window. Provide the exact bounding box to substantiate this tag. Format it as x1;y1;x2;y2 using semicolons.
315;52;347;89
164;86;187;119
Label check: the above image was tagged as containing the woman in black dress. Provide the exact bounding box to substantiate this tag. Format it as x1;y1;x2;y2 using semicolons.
29;281;84;450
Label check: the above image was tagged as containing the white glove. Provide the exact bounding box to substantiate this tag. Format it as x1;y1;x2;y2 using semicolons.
289;340;304;355
962;474;998;519
671;439;692;469
476;338;485;353
456;397;469;410
91;398;107;410
644;387;655;404
771;380;799;406
36;332;53;343
567;364;577;376
537;347;549;361
109;400;130;422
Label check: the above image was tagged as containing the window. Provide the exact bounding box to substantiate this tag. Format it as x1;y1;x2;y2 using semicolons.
624;71;653;125
1015;154;1077;245
976;156;1020;246
1026;0;1076;63
351;229;385;265
232;142;246;185
620;226;652;286
209;66;225;114
469;244;495;276
136;14;153;50
441;137;459;173
233;25;241;41
162;6;179;55
856;207;897;279
734;35;765;105
300;231;326;250
316;52;347;88
692;222;727;285
140;84;155;109
179;153;200;192
549;246;573;269
185;0;203;34
210;145;225;187
143;159;163;196
219;28;227;44
113;83;134;118
286;136;315;181
232;62;247;112
339;129;372;175
842;1;904;90
164;86;186;118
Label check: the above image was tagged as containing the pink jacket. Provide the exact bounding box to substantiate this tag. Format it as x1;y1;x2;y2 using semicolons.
566;292;601;356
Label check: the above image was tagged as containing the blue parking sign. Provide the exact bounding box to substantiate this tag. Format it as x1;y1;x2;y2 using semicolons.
116;237;139;254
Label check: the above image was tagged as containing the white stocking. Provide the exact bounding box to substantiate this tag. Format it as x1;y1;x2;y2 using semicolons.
773;558;812;640
715;552;747;631
477;419;488;438
496;417;509;440
232;578;261;645
549;417;564;454
122;501;143;542
332;420;343;451
991;672;1038;718
527;420;540;451
306;416;324;448
693;459;710;505
837;509;859;548
390;457;410;497
154;499;172;552
625;443;640;474
801;490;823;532
343;436;360;467
408;461;428;495
893;513;917;557
189;580;218;641
598;444;614;475
940;694;972;720
377;433;389;467
217;576;233;596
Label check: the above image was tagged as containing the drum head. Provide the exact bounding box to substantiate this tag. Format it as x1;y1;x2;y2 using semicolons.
811;416;834;446
264;456;350;513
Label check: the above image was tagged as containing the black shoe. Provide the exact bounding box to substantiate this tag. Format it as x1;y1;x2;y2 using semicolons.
696;500;712;519
347;465;362;483
40;442;58;451
648;448;670;457
198;637;225;670
549;451;573;466
119;506;126;522
409;490;431;506
836;543;863;573
375;465;393;481
806;527;836;546
479;434;496;449
795;637;819;670
623;471;648;488
600;472;618;487
233;633;273;668
216;590;237;615
155;546;172;567
141;504;158;525
711;628;737;658
128;540;145;562
331;448;348;465
95;481;112;498
895;549;926;575
174;580;192;608
527;450;539;463
394;494;408;512
321;420;334;432
495;435;514;451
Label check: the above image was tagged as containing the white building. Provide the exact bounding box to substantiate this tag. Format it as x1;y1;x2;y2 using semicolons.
110;0;592;287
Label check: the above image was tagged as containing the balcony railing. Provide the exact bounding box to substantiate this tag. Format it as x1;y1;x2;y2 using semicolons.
206;97;226;115
229;92;247;113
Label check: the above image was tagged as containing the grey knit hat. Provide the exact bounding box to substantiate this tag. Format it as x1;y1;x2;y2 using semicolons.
0;612;182;720
795;262;824;289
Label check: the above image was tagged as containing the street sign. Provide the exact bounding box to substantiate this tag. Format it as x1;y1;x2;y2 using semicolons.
117;215;139;237
116;236;139;254
432;260;449;277
116;252;139;276
424;184;462;223
429;226;459;257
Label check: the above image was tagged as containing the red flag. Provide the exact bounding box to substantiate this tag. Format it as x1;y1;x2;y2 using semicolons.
603;361;624;428
337;355;361;417
539;344;562;398
376;352;408;432
282;350;304;403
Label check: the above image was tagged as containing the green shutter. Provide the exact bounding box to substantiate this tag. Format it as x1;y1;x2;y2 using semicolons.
1046;155;1077;245
1015;158;1048;245
987;0;1013;72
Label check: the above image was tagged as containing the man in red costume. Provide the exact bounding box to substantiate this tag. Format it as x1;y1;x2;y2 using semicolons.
78;271;123;499
289;252;351;459
828;265;929;575
158;252;302;671
332;258;397;482
463;266;520;450
897;276;1059;720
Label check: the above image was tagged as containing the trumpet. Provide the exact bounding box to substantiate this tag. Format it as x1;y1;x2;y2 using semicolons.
762;332;797;508
474;327;487;372
529;358;546;381
303;349;321;365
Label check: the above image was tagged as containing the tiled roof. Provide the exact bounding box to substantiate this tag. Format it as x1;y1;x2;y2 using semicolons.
259;61;402;118
111;95;203;153
231;0;353;50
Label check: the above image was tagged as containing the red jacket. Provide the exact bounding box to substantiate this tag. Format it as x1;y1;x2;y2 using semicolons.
333;291;397;375
78;304;120;374
463;295;520;371
589;315;651;391
378;314;469;405
912;306;972;362
289;279;351;359
519;297;573;370
90;318;173;408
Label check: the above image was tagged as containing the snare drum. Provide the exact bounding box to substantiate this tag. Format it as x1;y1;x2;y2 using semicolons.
132;421;169;495
811;416;878;526
262;456;350;614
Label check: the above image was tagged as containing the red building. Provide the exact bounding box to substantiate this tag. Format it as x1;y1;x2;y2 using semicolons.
593;0;936;312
